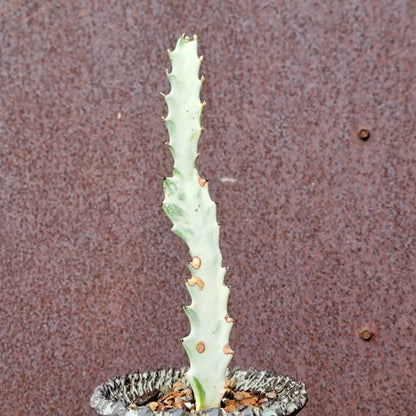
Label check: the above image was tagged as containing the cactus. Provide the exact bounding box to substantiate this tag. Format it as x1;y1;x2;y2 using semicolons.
161;34;234;411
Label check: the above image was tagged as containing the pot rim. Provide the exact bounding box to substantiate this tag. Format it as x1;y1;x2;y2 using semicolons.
90;367;307;416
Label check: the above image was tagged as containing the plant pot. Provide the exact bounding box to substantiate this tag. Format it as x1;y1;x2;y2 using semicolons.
90;367;307;416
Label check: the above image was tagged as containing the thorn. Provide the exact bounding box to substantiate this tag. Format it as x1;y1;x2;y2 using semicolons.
164;141;170;147
201;101;206;109
167;49;171;56
225;314;234;324
160;92;166;99
198;177;207;187
185;35;191;41
181;33;185;39
199;55;204;63
200;127;204;133
200;75;205;83
193;34;198;41
223;343;234;355
161;116;166;122
165;69;169;77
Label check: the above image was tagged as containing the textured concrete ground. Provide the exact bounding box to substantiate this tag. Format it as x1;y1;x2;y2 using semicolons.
1;1;415;415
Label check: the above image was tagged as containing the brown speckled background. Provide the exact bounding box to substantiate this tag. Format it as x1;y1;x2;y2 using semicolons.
1;1;415;415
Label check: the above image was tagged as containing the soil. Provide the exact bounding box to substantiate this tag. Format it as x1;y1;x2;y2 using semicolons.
128;378;275;413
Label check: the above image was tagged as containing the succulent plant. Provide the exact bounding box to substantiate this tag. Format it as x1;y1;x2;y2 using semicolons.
161;34;234;411
90;33;308;416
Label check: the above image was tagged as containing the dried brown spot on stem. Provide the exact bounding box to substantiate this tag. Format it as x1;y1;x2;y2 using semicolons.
196;341;205;353
187;275;204;290
190;256;201;269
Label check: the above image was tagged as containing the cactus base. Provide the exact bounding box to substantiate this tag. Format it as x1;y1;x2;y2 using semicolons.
90;368;307;416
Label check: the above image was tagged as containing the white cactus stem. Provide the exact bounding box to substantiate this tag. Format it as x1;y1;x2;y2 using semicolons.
162;35;234;410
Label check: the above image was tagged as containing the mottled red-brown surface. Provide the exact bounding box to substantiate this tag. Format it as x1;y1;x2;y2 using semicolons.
1;1;415;415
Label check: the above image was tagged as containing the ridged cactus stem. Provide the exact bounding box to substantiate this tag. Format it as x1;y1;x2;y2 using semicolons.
162;34;234;411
